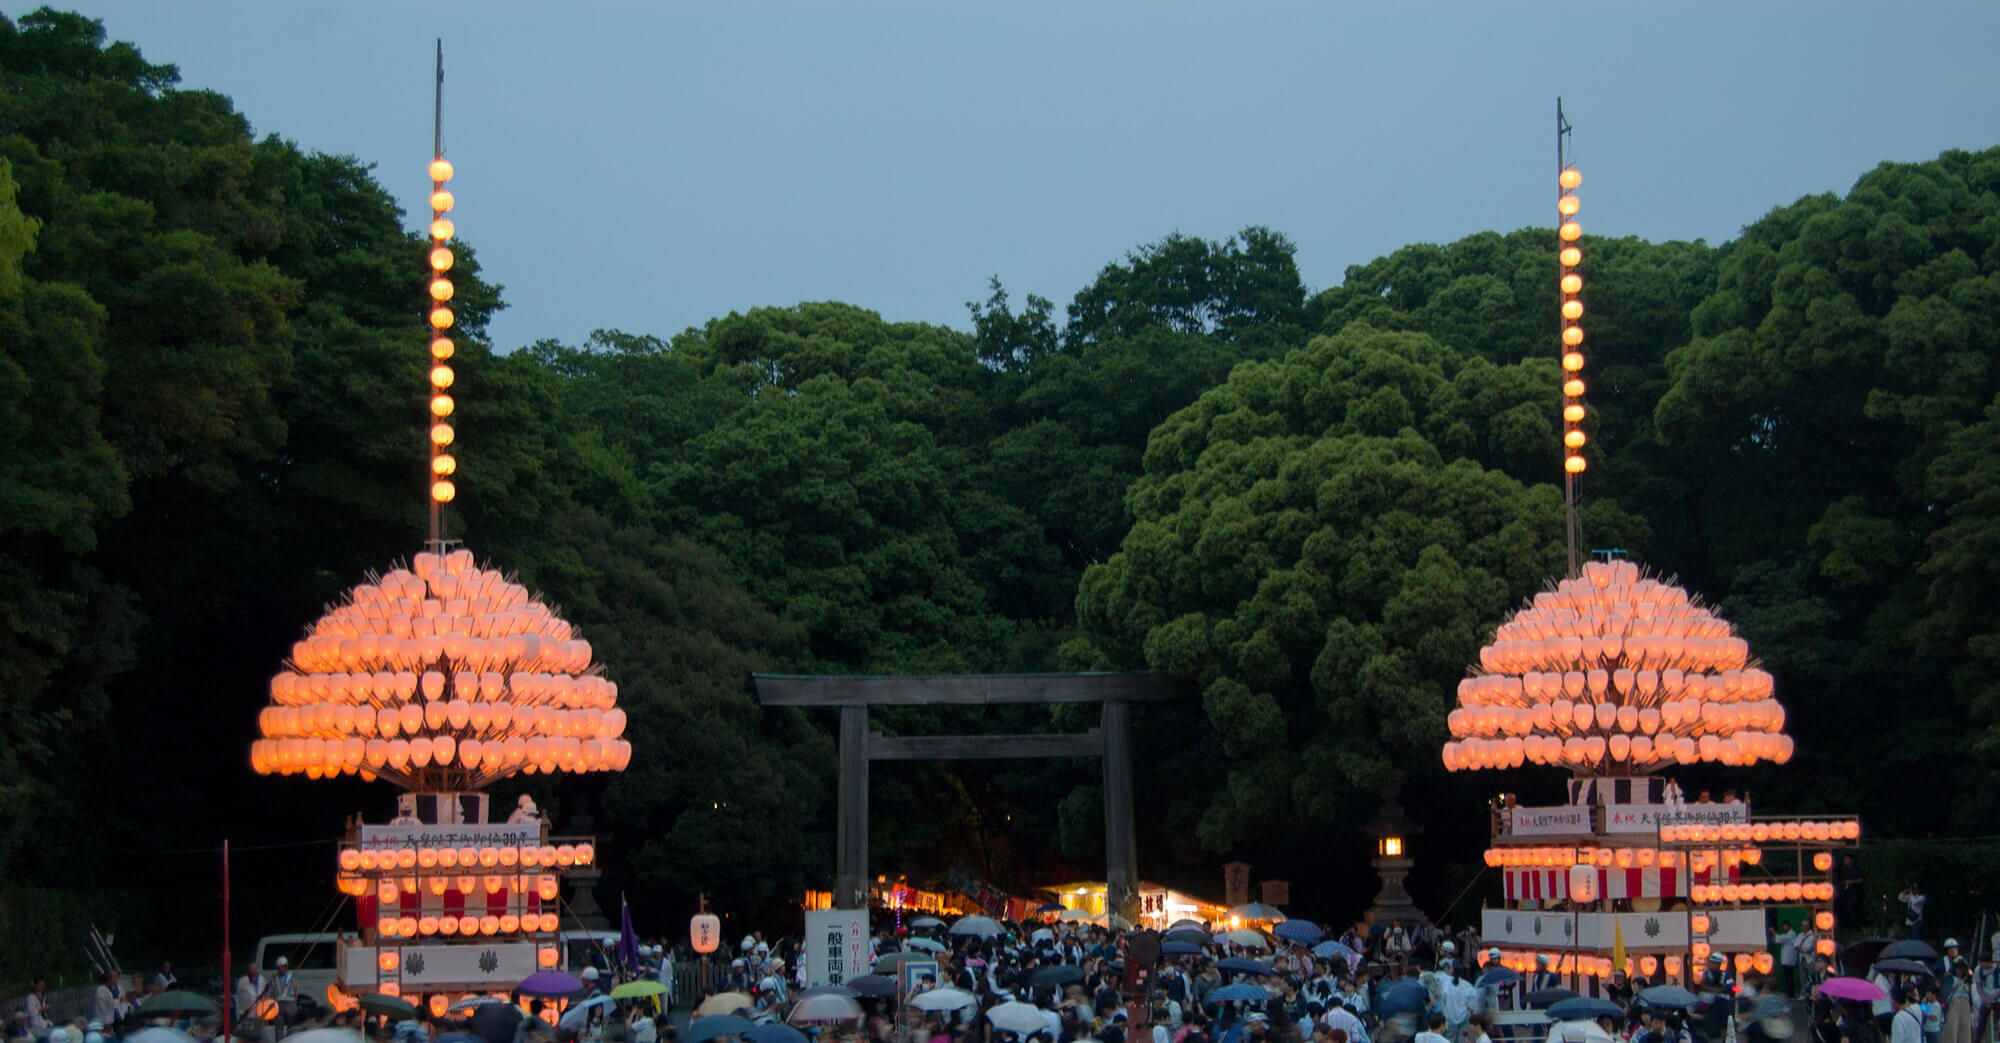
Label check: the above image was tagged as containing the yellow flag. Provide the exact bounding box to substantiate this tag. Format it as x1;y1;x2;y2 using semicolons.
1612;916;1628;970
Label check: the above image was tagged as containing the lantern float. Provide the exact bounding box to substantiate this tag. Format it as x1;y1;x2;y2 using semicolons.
1454;103;1859;998
250;46;628;1014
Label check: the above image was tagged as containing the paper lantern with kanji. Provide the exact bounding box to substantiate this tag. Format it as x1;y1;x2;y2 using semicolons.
1442;559;1791;777
250;547;631;788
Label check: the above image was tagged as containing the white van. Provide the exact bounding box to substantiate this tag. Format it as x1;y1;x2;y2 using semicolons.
252;933;348;1008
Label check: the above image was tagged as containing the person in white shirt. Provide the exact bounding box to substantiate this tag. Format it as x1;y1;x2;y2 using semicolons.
90;971;120;1027
1441;969;1482;1042
1323;1002;1370;1043
1890;990;1925;1043
235;962;275;1043
1415;1012;1451;1043
1774;924;1802;997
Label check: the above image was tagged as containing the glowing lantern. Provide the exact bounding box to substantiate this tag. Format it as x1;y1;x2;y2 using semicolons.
1565;456;1586;474
433;455;457;476
1558;195;1580;216
1560;247;1581;267
1816;938;1836;957
1560;169;1582;190
430;279;454;303
430;158;455;182
1734;953;1753;974
691;911;722;954
1814;911;1834;931
538;946;560;968
1561;274;1583;295
1564;379;1585;397
1562;300;1584;320
431;336;455;360
430;307;454;330
430;248;454;273
431;190;455;213
430;995;449;1018
430;218;454;241
1813;852;1833;872
1559;221;1582;242
1691;914;1711;934
1640;956;1658;976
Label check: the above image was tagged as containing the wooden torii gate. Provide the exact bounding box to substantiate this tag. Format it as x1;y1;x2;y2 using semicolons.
753;672;1174;919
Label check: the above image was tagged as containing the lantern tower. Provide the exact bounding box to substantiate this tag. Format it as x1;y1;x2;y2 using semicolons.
249;42;630;1014
1438;102;1856;1000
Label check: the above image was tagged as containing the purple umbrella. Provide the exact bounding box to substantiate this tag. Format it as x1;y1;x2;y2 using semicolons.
1817;977;1887;1002
520;970;585;998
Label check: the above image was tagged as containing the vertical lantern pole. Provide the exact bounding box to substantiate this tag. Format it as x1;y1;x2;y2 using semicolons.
1556;99;1586;578
426;39;458;549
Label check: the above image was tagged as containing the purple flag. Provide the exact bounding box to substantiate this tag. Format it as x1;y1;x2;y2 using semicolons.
619;896;640;977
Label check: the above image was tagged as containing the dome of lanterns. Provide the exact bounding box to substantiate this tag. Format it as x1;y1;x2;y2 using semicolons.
1441;559;1792;776
250;547;631;785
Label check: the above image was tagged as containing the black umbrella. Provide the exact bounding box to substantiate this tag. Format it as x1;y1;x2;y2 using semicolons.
469;1001;524;1043
1215;958;1268;976
357;994;417;1020
1165;929;1210;946
847;975;897;998
1843;939;1895;972
1525;988;1582;1008
1880;940;1937;961
688;1015;755;1043
1028;964;1085;990
1636;986;1699;1010
1547;998;1624;1021
1874;958;1934;976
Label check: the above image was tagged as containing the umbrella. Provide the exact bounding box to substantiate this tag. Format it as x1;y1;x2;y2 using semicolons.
1843;939;1895;972
1058;908;1095;922
743;1026;810;1043
696;992;757;1017
1313;941;1362;964
1547;998;1624;1021
135;991;218;1018
847;975;897;998
877;951;935;972
434;1034;485;1043
1881;940;1937;961
987;1002;1048;1035
1028;964;1086;989
909;988;978;1012
1523;988;1581;1007
450;996;507;1013
1215;957;1269;976
1378;981;1430;1016
1549;1021;1617;1043
1163;941;1204;956
519;971;585;999
688;1015;755;1043
788;993;864;1023
1221;929;1270;949
1477;967;1522;987
795;986;860;1000
612;980;668;1000
469;1001;524;1043
358;994;419;1020
1273;920;1323;943
273;1032;361;1043
1817;977;1887;1002
124;1031;195;1043
1205;984;1270;1003
560;996;616;1030
1636;985;1699;1009
911;916;945;929
1874;958;1934;976
1169;919;1208;932
906;938;947;953
1030;928;1056;944
1036;903;1064;914
1166;929;1210;945
951;915;1007;938
1226;903;1287;922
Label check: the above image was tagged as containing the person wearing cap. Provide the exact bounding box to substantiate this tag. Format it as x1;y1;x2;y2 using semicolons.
83;1022;106;1043
271;956;298;1037
1942;940;1967;979
1700;952;1730;991
1530;954;1560;993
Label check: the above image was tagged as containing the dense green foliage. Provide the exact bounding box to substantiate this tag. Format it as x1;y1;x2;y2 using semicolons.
4;7;2000;983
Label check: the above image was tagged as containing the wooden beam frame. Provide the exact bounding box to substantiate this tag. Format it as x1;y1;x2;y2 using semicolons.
752;672;1168;707
866;729;1103;761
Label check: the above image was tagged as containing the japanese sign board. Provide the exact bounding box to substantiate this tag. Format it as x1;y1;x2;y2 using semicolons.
804;908;869;988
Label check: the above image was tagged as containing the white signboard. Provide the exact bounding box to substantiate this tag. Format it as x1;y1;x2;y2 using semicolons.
1604;801;1748;834
343;941;540;989
358;822;543;848
1481;908;1767;950
1511;805;1592;836
805;909;869;987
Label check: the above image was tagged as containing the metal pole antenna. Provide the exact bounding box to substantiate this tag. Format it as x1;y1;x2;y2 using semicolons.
1558;97;1579;578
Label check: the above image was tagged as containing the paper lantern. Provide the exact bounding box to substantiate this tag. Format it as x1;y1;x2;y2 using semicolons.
539;946;560;968
691;912;722;954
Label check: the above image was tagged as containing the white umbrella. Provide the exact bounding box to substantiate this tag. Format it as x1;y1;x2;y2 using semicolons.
787;993;864;1024
910;916;945;929
449;996;505;1014
951;915;1007;937
1222;929;1271;949
986;1002;1048;1035
906;937;948;953
1226;903;1287;922
1551;1021;1617;1043
1030;927;1054;943
560;996;615;1030
909;988;978;1012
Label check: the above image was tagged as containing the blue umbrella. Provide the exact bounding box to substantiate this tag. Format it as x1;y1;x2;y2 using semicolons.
1206;984;1269;1003
1476;967;1521;986
688;1015;756;1043
1312;941;1361;964
1036;903;1064;913
1215;957;1268;976
1378;981;1430;1016
1163;941;1204;955
1635;986;1698;1010
743;1026;809;1043
1546;998;1625;1021
1273;920;1323;944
